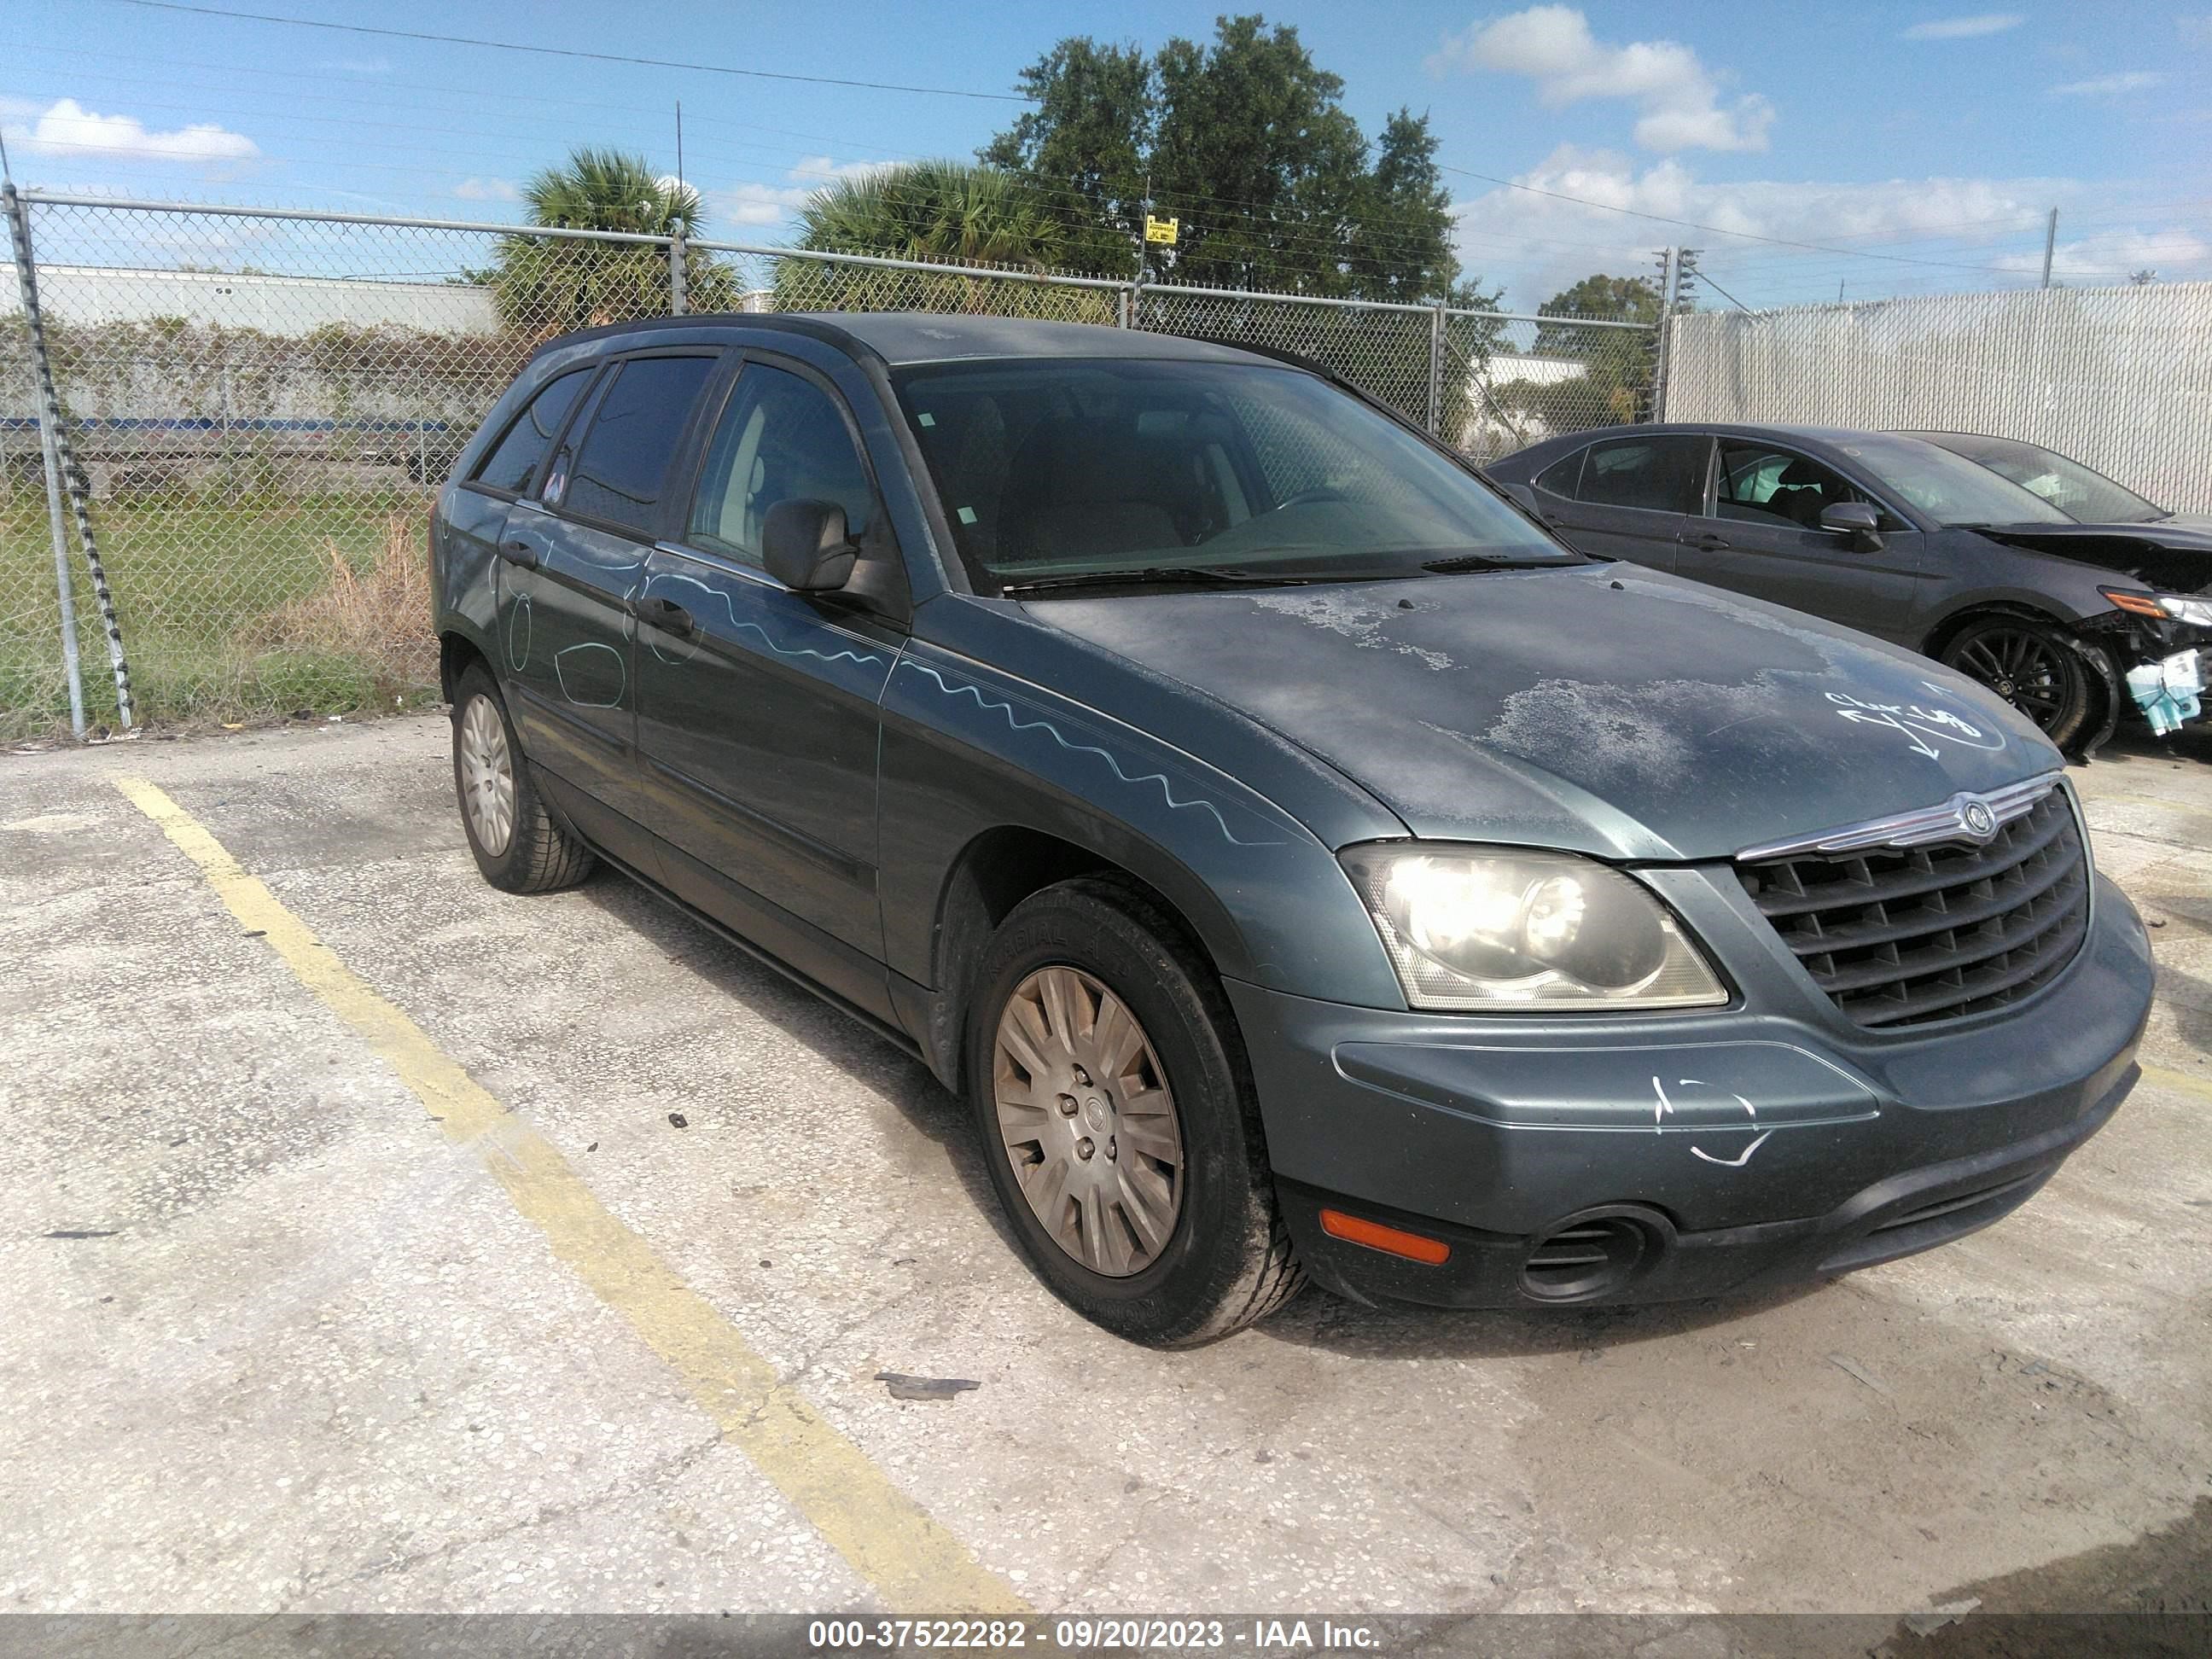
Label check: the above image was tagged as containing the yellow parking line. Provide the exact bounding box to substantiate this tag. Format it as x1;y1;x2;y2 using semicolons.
2143;1062;2212;1103
113;774;1025;1616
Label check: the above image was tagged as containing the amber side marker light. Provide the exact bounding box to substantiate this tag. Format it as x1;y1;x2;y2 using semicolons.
2101;587;2168;618
1319;1208;1452;1266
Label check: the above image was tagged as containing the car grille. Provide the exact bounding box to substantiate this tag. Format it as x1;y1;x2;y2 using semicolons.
1737;787;2090;1030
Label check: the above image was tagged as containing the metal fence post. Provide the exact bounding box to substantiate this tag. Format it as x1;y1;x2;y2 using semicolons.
669;231;687;316
1428;303;1447;436
1118;282;1133;329
5;180;131;731
37;403;87;736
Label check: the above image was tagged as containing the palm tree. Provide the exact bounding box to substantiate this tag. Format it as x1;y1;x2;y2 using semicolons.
491;147;736;335
778;160;1109;321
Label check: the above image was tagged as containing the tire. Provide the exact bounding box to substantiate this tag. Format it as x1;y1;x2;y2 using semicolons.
450;661;595;894
1939;614;2098;753
963;876;1304;1347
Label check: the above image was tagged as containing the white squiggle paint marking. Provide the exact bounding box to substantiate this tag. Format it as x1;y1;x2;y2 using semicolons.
1654;1075;1771;1167
905;661;1281;847
553;641;625;708
649;571;888;673
1253;592;1452;671
505;594;532;672
1692;1132;1773;1168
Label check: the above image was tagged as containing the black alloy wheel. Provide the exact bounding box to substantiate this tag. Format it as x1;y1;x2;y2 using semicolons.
1940;615;2094;750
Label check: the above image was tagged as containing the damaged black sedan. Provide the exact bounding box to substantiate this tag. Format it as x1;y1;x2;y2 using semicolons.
1488;422;2209;753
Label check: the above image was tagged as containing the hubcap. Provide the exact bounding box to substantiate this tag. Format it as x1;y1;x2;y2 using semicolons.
458;694;516;855
992;965;1185;1278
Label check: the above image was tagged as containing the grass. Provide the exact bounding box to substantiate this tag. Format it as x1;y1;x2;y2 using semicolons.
1;484;442;742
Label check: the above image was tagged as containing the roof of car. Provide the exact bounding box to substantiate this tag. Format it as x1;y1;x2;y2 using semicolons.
540;311;1277;369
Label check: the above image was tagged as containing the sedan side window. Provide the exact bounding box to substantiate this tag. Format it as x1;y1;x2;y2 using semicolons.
562;354;719;536
1716;444;1865;529
469;368;590;495
689;363;876;566
1576;435;1706;514
1533;446;1586;500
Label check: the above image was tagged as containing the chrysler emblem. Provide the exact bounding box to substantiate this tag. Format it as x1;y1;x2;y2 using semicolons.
1960;799;1998;839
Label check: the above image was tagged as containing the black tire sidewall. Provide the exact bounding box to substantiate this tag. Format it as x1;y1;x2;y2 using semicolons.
963;882;1271;1345
1944;616;2093;749
451;664;539;888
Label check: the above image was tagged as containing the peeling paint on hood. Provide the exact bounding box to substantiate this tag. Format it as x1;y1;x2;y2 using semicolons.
1024;564;2060;861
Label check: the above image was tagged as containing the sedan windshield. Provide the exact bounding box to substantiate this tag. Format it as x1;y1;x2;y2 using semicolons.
1829;433;2071;527
1900;431;2167;524
891;358;1575;591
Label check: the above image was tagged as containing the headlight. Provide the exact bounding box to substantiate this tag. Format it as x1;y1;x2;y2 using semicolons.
2161;595;2212;627
2101;586;2212;627
1339;845;1728;1011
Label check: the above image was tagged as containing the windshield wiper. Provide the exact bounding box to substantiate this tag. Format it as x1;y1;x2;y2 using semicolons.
998;565;1330;596
1419;552;1567;573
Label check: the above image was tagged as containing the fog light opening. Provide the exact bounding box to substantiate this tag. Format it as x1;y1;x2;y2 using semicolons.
1319;1208;1452;1266
1520;1206;1672;1302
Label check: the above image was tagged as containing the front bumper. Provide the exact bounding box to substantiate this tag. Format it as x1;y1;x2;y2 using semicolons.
1227;871;2155;1310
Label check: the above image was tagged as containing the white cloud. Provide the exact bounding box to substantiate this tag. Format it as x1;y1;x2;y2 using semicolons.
5;96;257;163
1900;14;2023;39
453;177;519;202
1429;6;1773;153
1990;224;2212;281
2050;71;2168;95
1451;144;2079;306
712;157;898;227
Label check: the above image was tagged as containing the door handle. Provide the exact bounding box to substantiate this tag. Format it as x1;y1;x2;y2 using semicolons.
633;596;694;635
497;537;539;570
1688;533;1731;551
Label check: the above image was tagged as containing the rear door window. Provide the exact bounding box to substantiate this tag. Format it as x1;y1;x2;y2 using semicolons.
1576;435;1708;514
1533;447;1586;499
562;354;719;537
469;368;590;495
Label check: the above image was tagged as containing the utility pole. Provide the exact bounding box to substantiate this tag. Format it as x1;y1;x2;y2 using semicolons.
675;102;684;193
2040;207;2058;289
1651;247;1679;421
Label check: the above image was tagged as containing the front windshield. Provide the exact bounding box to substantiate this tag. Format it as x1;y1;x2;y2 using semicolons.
891;358;1575;590
1901;431;2165;524
1832;434;2071;527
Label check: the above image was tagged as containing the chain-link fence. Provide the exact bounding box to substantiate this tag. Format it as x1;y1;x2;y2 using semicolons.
1;193;1653;741
1665;282;2212;518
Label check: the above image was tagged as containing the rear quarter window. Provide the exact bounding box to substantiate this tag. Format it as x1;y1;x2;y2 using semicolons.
469;368;591;495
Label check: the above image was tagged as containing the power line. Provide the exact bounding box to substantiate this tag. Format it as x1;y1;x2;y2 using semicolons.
103;0;1032;102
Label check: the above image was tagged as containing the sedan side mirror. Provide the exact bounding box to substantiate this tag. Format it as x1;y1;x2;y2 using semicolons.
1819;500;1884;550
763;498;859;591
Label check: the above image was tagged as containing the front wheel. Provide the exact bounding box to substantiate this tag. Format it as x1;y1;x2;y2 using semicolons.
1940;614;2098;752
964;877;1303;1347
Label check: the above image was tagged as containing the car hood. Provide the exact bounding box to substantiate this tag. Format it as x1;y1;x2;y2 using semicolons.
1023;563;2059;862
1975;519;2212;592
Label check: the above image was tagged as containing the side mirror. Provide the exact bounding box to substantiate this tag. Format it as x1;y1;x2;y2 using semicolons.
1819;500;1883;549
763;498;859;591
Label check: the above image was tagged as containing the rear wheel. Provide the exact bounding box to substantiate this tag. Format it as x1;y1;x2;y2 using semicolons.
964;877;1303;1347
1939;614;2097;751
451;661;595;893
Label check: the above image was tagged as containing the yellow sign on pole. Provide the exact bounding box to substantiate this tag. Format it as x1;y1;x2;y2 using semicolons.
1144;215;1179;246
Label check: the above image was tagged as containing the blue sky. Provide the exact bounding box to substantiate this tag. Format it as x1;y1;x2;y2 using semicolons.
3;0;2203;309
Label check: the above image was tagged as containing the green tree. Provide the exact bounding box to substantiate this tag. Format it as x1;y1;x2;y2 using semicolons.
983;15;1472;301
777;160;1113;320
981;40;1153;277
1533;272;1660;356
489;147;736;335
